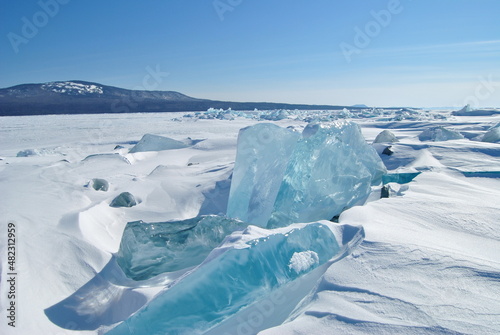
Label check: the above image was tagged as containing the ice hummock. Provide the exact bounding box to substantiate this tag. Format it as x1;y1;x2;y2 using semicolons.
418;126;464;142
129;134;188;153
373;129;399;143
226;123;300;227
452;104;500;116
227;122;386;228
116;215;246;280
107;220;364;335
453;104;473;116
268;122;386;227
181;107;452;123
482;122;500;143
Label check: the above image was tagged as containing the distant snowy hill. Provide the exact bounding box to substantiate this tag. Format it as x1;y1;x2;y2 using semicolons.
0;80;352;116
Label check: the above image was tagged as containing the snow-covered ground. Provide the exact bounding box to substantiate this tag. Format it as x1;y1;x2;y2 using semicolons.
0;110;499;334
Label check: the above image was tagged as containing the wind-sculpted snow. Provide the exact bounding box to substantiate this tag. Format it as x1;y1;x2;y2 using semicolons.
3;111;500;335
226;123;300;227
228;122;386;228
129;134;188;153
418;126;464;142
107;221;364;335
116;215;246;280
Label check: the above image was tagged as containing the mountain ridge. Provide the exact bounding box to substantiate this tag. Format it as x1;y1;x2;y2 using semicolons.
0;80;360;116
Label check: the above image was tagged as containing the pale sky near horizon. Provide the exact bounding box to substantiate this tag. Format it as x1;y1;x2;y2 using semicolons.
1;0;499;107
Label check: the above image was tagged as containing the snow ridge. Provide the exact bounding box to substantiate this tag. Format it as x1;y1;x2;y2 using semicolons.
41;81;103;95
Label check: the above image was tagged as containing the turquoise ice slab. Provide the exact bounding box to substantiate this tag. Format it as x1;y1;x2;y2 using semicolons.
116;215;246;280
107;221;363;335
382;172;421;184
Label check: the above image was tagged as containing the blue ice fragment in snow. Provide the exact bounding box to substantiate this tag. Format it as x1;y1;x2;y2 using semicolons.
16;148;56;157
16;149;40;157
109;192;137;208
89;178;109;191
107;221;362;335
116;215;246;280
226;123;300;227
382;172;421;184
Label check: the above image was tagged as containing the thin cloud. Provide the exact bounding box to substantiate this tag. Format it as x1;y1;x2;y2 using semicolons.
363;40;500;58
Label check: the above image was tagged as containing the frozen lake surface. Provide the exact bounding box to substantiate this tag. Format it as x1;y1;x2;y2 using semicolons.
0;109;499;334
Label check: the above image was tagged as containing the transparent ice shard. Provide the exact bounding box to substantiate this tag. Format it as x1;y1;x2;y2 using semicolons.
116;215;246;280
227;122;385;228
107;221;364;335
382;172;421;184
226;123;300;227
267;122;386;228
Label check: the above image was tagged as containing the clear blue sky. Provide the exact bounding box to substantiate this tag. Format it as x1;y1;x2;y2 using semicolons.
1;0;499;107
